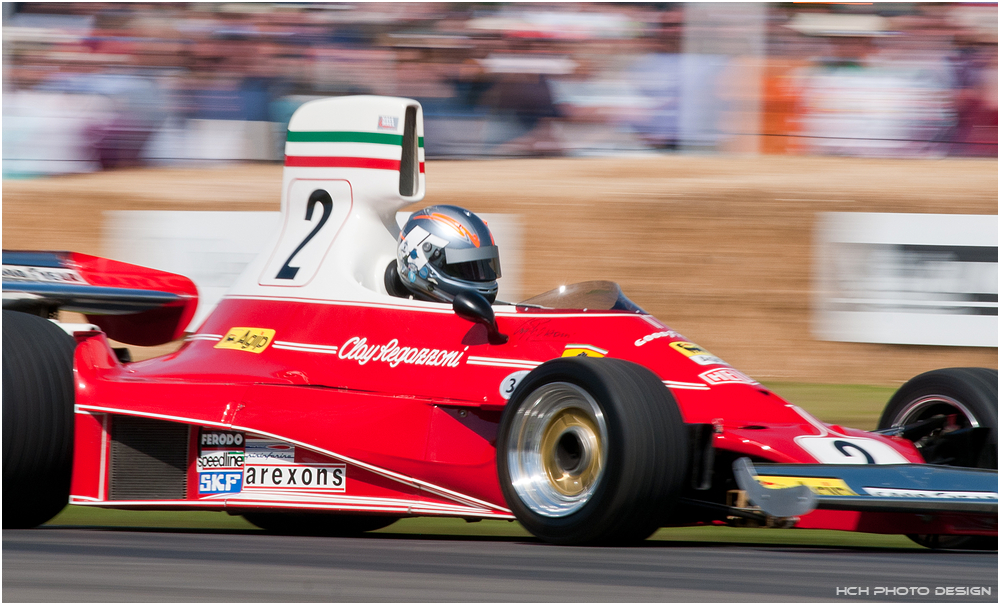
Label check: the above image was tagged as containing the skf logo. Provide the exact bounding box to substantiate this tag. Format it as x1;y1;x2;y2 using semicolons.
215;327;275;353
377;115;399;131
562;344;607;358
199;471;242;494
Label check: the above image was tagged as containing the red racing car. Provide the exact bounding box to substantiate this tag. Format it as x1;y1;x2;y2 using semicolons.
3;96;996;547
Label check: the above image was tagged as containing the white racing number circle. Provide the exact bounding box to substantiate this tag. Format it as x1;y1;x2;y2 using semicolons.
499;370;530;400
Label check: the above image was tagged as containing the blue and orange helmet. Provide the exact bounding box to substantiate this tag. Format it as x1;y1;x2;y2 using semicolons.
396;205;501;303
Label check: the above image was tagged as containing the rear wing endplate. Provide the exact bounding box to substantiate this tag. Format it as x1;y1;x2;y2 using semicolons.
3;250;198;346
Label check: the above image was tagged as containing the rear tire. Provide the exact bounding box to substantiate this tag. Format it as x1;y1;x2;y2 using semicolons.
496;357;688;545
2;311;76;529
878;367;997;551
242;512;399;536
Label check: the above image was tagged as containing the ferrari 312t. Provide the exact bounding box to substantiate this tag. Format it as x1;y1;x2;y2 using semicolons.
3;96;996;547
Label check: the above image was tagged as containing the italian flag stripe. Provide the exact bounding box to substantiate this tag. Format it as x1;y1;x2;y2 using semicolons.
287;131;424;147
285;156;425;172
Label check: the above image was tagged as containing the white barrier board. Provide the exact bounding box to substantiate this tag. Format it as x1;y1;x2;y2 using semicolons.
105;210;523;332
813;212;998;347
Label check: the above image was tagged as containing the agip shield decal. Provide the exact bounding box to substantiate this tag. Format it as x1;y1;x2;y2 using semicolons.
215;328;275;353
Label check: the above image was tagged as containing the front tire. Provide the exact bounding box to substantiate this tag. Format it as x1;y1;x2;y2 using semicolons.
2;311;77;529
242;511;399;536
878;367;997;550
496;357;688;545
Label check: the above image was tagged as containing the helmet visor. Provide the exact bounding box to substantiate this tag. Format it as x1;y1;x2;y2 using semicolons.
443;245;502;281
442;257;501;282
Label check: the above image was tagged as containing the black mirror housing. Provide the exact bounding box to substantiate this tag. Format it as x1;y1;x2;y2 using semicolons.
453;290;508;345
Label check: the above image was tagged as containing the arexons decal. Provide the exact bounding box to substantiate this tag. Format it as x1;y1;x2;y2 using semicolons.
243;464;346;491
215;328;275;353
669;341;727;366
339;337;466;368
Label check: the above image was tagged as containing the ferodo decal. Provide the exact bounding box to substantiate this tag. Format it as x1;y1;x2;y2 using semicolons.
634;331;679;347
339;336;466;368
669;341;726;366
215;328;275;353
245;438;295;462
243;464;346;491
200;430;245;450
499;370;530;400
561;344;607;358
756;476;857;496
698;368;759;386
795;436;908;465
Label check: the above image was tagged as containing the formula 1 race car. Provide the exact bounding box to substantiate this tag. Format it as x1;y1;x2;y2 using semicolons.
3;96;997;547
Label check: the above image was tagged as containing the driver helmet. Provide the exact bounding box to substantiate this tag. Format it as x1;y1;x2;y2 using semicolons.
396;205;501;303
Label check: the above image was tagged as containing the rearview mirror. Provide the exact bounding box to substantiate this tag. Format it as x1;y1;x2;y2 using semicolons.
453;291;508;345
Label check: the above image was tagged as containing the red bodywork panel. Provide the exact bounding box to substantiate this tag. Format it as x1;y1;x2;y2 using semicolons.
71;252;199;345
71;294;932;531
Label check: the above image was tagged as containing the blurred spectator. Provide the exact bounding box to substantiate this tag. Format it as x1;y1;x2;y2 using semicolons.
2;1;996;177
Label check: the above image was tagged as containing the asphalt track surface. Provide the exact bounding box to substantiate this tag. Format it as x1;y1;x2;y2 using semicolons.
3;528;998;602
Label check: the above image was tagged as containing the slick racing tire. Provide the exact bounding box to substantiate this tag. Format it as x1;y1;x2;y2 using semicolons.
496;357;688;545
242;511;399;536
878;367;998;551
2;311;77;529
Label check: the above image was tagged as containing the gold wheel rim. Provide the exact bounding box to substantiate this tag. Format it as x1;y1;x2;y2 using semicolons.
539;408;603;497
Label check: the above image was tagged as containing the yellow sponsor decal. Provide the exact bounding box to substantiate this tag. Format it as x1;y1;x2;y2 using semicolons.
561;344;608;358
756;475;857;497
670;341;711;357
215;327;275;354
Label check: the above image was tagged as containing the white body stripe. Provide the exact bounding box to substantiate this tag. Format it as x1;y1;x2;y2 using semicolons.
284;141;407;160
662;380;710;391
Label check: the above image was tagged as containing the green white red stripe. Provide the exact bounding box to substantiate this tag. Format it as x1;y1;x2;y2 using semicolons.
284;130;424;172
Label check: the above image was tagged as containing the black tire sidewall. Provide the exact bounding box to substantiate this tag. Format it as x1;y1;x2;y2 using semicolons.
2;311;77;528
496;357;688;545
878;367;998;469
879;368;998;550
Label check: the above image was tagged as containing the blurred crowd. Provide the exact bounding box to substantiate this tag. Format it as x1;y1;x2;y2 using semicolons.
3;2;996;177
